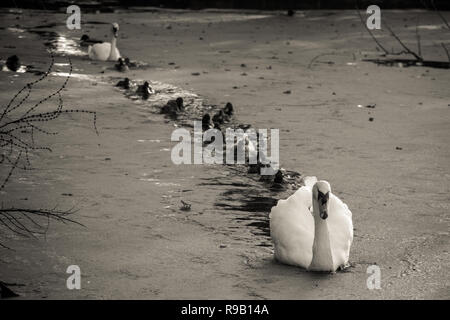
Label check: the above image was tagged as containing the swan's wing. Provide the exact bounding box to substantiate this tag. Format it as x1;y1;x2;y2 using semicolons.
270;186;314;268
329;194;353;235
88;42;111;61
328;193;353;267
333;194;352;219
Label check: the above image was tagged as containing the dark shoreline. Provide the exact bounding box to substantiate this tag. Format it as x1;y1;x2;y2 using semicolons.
1;0;450;11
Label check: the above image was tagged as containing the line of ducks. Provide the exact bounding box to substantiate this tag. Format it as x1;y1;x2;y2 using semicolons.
115;76;284;184
119;80;285;186
200;102;288;188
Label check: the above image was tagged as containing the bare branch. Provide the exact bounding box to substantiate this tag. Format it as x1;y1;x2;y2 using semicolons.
308;52;337;69
431;0;450;31
0;207;85;249
0;51;98;249
416;16;422;58
442;43;450;62
384;22;423;61
0;151;21;191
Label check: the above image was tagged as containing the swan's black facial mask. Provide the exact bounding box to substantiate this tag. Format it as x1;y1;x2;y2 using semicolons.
317;190;329;220
112;27;118;37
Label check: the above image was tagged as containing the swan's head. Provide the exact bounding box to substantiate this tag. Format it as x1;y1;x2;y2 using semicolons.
313;181;331;220
112;23;119;37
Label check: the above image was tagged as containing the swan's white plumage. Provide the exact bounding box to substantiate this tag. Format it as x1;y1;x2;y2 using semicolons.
269;176;316;268
270;177;353;272
88;43;120;61
326;192;353;270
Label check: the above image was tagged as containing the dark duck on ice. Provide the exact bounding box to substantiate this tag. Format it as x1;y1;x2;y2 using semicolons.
202;113;213;131
136;81;153;99
116;77;130;89
115;57;129;72
4;55;20;72
161;97;184;118
212;110;228;127
223;102;234;116
270;170;285;190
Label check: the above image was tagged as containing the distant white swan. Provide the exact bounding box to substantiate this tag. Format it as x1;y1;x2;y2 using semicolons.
88;23;121;61
269;177;353;272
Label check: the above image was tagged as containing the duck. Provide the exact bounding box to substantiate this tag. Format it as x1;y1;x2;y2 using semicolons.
202;113;213;131
175;97;184;111
116;77;130;89
88;23;121;61
270;170;286;191
124;57;137;68
274;170;283;183
136;81;153;99
5;55;20;72
80;34;102;47
115;57;129;72
212;109;230;127
212;110;224;125
161;97;184;118
269;177;353;272
223;102;234;116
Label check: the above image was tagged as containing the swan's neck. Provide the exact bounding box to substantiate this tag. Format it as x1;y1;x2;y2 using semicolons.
108;36;119;61
309;200;334;271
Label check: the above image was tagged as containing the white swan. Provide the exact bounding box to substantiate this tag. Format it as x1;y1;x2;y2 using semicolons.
269;177;353;272
88;23;121;61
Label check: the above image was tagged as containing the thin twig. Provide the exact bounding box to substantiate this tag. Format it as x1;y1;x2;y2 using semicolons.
431;0;450;31
384;21;423;61
415;16;422;58
308;52;338;69
441;43;450;62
